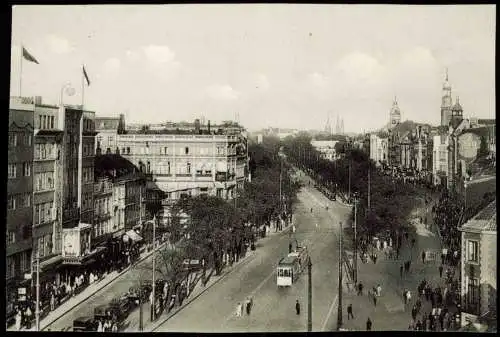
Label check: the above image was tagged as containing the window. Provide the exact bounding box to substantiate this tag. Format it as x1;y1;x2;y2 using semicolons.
8;196;16;210
167;162;171;174
467;277;480;313
42;115;47;129
127;147;130;154
46;202;52;220
23;162;31;176
205;170;212;175
467;240;479;262
35;204;40;224
185;147;189;155
7;231;16;244
50;116;55;129
8;164;16;179
187;162;191;174
9;133;17;147
164;147;168;155
27;134;32;146
7;257;15;279
108;136;114;144
40;203;45;223
23;194;31;208
196;170;203;175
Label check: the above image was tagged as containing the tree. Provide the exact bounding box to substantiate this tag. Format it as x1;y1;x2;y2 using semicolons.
478;135;489;158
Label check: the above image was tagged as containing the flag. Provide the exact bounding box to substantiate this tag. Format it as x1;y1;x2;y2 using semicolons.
22;46;39;64
83;65;90;86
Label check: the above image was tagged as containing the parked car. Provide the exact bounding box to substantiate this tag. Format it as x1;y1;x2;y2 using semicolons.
73;316;97;332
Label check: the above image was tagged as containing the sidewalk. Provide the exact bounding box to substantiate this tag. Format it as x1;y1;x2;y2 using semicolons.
8;242;166;332
339;202;457;331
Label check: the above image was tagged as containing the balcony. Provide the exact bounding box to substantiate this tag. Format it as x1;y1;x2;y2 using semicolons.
215;172;236;182
63;207;80;222
94;182;113;195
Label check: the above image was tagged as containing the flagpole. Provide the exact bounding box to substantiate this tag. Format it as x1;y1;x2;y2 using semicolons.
81;65;85;109
19;45;23;97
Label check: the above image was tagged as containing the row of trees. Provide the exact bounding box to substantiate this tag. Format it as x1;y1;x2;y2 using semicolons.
283;133;424;243
156;136;300;283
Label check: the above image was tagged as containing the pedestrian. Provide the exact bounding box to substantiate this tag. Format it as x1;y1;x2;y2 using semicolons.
50;292;55;311
245;297;252;315
357;282;363;296
111;322;118;332
289;243;292;254
347;304;354;320
403;290;408;305
400;265;404;278
235;302;242;317
408;318;415;330
373;253;377;264
97;320;103;332
411;238;415;248
15;310;22;331
439;265;443;278
376;284;381;297
421;250;426;264
416;319;422;331
411;305;417;320
366;317;372;331
373;292;377;307
295;300;301;315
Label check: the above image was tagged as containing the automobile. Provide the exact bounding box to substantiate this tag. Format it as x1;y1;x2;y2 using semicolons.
73;316;97;332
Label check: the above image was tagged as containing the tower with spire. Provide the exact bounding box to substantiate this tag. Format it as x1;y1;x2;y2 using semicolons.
390;96;401;127
450;96;464;128
441;68;453;126
324;113;332;135
340;116;344;135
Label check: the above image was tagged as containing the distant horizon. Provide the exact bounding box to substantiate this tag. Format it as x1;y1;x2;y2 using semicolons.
11;5;495;132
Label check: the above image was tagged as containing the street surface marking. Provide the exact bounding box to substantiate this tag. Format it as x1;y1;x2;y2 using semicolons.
321;294;338;331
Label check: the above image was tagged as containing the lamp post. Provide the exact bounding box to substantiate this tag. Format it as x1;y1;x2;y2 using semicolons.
151;214;156;322
353;194;358;284
35;249;40;331
337;221;343;331
307;256;312;332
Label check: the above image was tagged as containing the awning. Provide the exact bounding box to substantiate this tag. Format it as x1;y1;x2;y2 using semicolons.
125;230;143;242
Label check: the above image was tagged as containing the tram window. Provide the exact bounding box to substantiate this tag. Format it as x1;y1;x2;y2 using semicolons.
278;269;283;277
284;269;290;277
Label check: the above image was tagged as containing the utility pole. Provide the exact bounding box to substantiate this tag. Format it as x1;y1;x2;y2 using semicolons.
353;196;358;284
151;214;156;321
308;256;312;332
368;167;371;210
35;250;40;331
139;286;144;331
348;161;351;201
337;221;343;331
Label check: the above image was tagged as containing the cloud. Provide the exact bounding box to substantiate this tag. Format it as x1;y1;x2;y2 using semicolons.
254;74;270;91
125;50;140;61
143;45;176;65
335;51;385;81
46;34;74;54
308;72;328;87
103;57;121;73
205;84;240;101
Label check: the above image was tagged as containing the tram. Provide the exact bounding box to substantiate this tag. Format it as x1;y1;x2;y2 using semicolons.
276;246;308;287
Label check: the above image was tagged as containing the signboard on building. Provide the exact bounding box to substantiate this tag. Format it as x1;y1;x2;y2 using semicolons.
62;228;80;257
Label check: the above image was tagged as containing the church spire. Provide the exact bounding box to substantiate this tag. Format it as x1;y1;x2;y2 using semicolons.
445;67;448;81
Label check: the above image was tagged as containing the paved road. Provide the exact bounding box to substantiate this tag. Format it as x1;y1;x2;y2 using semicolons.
44;248;167;331
153;177;351;332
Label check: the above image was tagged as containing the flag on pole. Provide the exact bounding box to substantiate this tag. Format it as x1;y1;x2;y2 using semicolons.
82;65;90;86
22;46;39;64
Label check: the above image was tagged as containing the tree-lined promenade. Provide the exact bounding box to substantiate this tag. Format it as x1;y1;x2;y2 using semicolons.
282;133;430;248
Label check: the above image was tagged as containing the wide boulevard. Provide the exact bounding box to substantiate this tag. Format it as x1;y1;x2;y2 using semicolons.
153;173;351;332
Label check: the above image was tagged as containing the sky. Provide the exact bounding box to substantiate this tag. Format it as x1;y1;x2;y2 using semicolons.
11;5;495;132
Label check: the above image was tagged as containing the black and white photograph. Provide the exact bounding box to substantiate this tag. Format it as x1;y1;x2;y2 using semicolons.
7;4;496;332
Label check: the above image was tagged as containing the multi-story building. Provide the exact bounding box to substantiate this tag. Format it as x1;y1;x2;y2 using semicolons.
459;199;496;331
432;133;450;187
310;140;339;161
95;114;124;154
32;100;65;284
7;98;35;318
80;111;97;225
369;134;388;166
92;176;114;248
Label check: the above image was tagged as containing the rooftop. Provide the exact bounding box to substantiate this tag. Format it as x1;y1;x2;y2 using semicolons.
461;199;496;232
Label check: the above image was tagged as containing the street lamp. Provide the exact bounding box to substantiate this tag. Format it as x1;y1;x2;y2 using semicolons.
151;214;157;322
307;256;312;332
60;82;75;106
337;221;343;331
353;193;358;284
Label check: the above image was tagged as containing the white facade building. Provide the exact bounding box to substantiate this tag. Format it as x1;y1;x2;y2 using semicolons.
369;134;388;166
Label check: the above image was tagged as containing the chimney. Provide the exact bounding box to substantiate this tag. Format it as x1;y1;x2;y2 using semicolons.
194;118;201;134
208;120;211;134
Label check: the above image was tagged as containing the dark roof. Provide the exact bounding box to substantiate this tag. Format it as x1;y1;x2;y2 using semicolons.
452;101;463;111
94;154;144;181
477;119;495;125
36;130;64;136
461;199;496;232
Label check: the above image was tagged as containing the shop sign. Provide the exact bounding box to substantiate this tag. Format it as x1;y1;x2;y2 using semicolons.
18;288;26;295
63;228;80;257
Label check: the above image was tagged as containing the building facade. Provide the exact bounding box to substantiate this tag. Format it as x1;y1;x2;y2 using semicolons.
92;177;114;247
310;140;339;161
33;102;65;280
459;199;496;330
369;134;388;166
7;99;35;316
